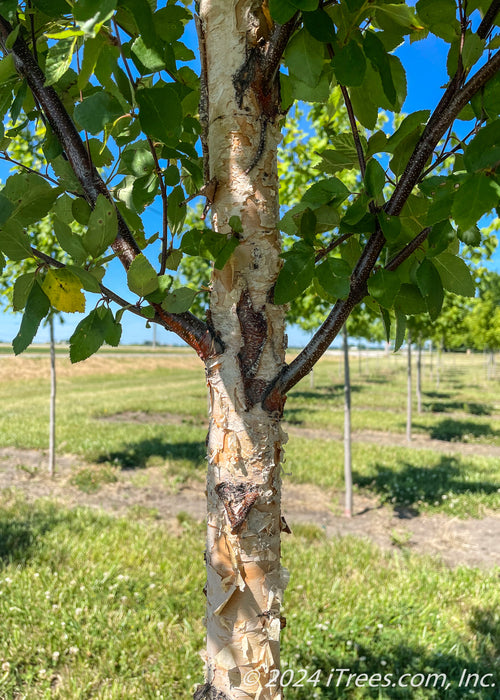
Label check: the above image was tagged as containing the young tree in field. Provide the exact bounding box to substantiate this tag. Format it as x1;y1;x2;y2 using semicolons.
0;2;499;697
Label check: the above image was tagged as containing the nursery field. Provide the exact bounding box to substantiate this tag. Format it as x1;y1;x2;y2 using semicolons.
0;348;499;698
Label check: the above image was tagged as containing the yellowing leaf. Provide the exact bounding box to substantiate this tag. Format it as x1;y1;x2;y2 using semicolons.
42;269;86;313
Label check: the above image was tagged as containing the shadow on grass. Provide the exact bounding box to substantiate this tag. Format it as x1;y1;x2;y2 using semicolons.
287;624;499;698
424;391;452;400
422;419;499;442
96;437;206;470
354;456;499;515
426;401;492;416
0;502;74;565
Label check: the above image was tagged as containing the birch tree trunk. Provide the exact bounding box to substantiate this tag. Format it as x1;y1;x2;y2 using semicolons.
342;324;353;519
49;315;56;478
198;2;287;697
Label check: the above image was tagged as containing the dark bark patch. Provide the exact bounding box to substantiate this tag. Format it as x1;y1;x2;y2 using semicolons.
280;515;292;534
237;288;268;407
193;683;232;700
215;481;260;533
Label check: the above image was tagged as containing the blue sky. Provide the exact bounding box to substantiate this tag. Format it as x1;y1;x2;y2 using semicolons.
0;12;498;348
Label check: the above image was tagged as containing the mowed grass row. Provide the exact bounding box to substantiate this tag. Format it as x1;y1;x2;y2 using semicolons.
0;353;499;517
0;498;499;700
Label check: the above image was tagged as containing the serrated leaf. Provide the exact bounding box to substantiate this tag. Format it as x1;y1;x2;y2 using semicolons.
67;265;102;293
0;221;32;261
167;186;186;236
433;253;476;296
284;29;325;88
416;258;443;321
363;30;396;105
74;0;117;37
137;86;182;145
45;37;77;86
394;309;406;352
377;213;401;241
42;269;86;313
315;258;351;299
462;32;485;70
229;216;243;234
269;0;297;24
302;8;336;42
452;174;498;230
380;307;391;342
127;253;159;297
12;272;35;312
457;225;481;246
54;219;87;264
72;198;92;225
69;309;107;362
331;39;366;87
368;268;401;308
376;4;422;30
464;120;500;172
213;237;239;270
164;249;182;271
83;194;118;257
74;91;124;134
365;158;386;199
13;282;50;355
274;245;315;304
162;287;197;313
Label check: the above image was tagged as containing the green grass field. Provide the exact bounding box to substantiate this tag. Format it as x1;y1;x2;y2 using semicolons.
0;348;499;698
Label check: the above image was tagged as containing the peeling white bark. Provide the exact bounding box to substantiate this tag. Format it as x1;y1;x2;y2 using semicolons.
198;1;287;698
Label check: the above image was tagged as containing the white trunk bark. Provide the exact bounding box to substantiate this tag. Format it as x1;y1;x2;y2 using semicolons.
49;315;56;478
416;339;422;415
343;325;352;518
198;3;287;697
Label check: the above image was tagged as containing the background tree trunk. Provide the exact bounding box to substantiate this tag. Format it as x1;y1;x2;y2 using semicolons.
416;337;422;415
49;315;56;478
343;324;353;518
406;332;412;444
199;2;287;696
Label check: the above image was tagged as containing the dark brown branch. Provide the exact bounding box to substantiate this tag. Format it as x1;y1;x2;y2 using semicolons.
264;50;500;406
385;227;432;271
263;15;300;92
477;0;500;39
31;247;219;359
0;15;140;267
340;85;367;178
315;232;353;263
0;15;212;355
387;49;500;217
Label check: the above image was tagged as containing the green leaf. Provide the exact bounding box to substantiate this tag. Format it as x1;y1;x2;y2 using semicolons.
363;31;396;105
380;307;391;343
457;225;481;246
12;272;36;312
269;0;297;24
451;174;498;230
364;158;386;199
433;253;476;296
181;228;204;256
213;237;239;270
316;133;361;173
302;177;351;206
127;253;159;297
368;268;401;308
394;309;406;352
13;282;50;355
377;213;401;241
54;219;87;264
69;309;107;362
284;29;325;88
331;39;366;87
395;284;427;315
274;244;315;304
77;34;105;90
416;258;444;321
119;142;156;178
376;4;422;30
315;258;351;300
464;120;500;172
228;216;243;234
416;0;458;41
0;221;32;261
67;265;102;293
462;32;485;70
137;86;182;145
167;186;186;236
302;9;336;43
83;195;118;257
42;269;86;313
162;287;197;313
45;37;77;86
299;208;317;243
74;91;124;134
74;0;117;37
144;274;172;303
131;36;167;74
0;193;14;224
290;0;318;9
72;198;92;226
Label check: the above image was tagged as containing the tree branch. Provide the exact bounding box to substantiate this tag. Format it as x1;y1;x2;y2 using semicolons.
263;15;299;92
0;15;213;356
478;0;500;39
315;232;353;263
31;248;219;359
385;227;432;271
264;49;500;407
